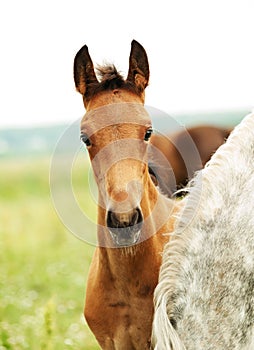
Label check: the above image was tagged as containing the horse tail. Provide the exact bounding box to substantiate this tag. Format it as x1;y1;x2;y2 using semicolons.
152;294;186;350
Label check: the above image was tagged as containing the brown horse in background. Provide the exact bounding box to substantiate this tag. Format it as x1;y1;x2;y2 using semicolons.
74;40;181;349
149;126;231;196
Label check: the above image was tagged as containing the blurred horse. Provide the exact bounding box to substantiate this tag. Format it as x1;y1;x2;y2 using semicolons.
149;126;231;196
152;111;254;349
74;40;182;349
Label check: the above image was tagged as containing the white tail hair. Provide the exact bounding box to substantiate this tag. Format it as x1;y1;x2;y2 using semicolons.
152;111;254;349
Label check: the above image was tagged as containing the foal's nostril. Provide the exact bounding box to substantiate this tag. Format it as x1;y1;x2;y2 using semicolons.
130;208;142;226
107;211;118;228
107;208;143;229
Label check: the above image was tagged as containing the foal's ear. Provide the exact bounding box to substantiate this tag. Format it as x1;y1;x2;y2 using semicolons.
73;44;99;97
127;40;150;92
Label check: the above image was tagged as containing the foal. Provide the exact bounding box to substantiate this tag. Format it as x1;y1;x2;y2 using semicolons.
74;40;180;349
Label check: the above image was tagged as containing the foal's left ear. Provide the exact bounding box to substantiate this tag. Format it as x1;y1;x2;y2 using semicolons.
127;40;150;92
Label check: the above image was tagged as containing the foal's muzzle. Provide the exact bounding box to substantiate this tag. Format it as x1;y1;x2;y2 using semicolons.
106;207;143;247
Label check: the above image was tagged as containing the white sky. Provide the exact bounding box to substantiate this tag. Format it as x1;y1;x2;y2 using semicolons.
0;0;253;128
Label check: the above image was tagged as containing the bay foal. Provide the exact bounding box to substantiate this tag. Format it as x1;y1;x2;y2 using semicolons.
74;40;180;349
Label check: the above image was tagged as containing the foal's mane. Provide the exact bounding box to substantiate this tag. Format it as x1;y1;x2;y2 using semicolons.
96;64;124;84
85;64;141;99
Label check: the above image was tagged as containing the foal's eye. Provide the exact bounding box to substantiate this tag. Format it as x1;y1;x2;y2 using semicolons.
144;128;153;141
80;133;91;147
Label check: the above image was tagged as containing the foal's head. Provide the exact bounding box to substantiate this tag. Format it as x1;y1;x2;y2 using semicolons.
74;40;155;247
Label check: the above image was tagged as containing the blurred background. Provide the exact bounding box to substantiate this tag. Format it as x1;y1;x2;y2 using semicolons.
0;0;253;349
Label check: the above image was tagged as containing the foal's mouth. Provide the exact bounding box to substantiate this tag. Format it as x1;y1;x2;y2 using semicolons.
108;227;142;247
106;208;143;247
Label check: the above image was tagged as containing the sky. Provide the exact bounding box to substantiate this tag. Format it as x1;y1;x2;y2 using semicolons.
0;0;253;128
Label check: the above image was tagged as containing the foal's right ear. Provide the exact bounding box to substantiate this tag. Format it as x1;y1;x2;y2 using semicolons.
73;45;99;96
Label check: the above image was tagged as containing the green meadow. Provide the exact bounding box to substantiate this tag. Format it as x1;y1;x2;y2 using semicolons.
0;156;99;349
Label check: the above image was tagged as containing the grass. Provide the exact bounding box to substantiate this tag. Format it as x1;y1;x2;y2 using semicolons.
0;155;99;349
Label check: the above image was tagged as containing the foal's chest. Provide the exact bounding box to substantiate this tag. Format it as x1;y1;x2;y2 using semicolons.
85;278;154;349
103;295;153;349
